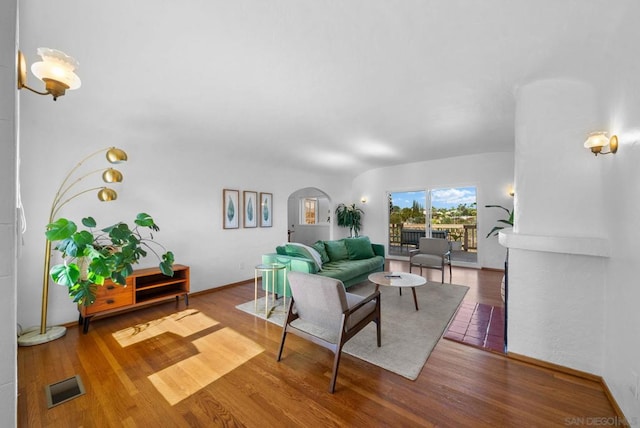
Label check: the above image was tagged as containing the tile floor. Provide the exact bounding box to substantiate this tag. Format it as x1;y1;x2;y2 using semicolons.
443;301;505;354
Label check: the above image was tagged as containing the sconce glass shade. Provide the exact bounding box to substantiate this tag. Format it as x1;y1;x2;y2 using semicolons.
584;132;618;155
17;48;81;101
106;147;128;164
102;168;123;183
97;188;118;202
31;48;81;92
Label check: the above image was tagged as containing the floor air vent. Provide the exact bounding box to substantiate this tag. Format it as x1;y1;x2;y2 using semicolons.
45;375;86;408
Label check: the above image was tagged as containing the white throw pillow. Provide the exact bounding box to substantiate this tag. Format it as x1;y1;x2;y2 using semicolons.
283;242;324;270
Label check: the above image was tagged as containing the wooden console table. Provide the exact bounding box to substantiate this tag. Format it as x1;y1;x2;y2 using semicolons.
78;264;190;333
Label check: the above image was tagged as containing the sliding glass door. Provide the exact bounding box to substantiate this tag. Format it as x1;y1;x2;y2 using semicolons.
388;187;477;264
388;191;427;256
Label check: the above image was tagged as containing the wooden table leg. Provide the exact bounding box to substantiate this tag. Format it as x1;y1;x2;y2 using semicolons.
411;287;419;311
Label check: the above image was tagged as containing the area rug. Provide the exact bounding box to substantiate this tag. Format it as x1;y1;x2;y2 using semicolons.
236;281;469;380
443;301;505;354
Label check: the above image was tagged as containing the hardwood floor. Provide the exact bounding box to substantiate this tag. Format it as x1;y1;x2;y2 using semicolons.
18;263;618;427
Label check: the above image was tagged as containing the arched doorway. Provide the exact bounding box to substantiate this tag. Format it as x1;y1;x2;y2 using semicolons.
287;187;332;245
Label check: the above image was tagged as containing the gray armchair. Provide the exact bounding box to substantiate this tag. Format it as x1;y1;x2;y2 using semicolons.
409;237;452;283
277;271;381;393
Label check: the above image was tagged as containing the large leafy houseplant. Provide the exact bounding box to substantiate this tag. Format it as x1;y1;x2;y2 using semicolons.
335;203;364;237
45;213;174;306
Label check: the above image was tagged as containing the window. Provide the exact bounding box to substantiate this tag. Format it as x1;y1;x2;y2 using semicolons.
301;198;318;224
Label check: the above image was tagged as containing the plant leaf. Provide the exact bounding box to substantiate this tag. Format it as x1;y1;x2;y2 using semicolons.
55;238;79;257
135;212;160;231
82;217;97;228
45;218;77;241
73;230;94;246
69;280;98;306
50;263;80;287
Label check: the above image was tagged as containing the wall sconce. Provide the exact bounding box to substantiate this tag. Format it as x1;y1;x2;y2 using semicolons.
584;132;618;156
17;147;127;346
17;48;81;101
360;197;367;204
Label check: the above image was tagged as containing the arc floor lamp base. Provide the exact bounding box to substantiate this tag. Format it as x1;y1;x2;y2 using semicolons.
18;325;66;347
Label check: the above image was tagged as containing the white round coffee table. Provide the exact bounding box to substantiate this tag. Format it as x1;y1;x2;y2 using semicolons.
368;271;427;310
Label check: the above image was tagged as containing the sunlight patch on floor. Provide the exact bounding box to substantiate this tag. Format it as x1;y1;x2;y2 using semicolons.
112;309;219;347
148;327;264;405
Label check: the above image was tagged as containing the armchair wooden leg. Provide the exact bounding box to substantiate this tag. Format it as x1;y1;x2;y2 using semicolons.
376;299;382;347
277;327;287;361
329;349;342;393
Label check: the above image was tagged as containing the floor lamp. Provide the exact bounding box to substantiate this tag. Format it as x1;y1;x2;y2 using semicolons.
17;147;128;346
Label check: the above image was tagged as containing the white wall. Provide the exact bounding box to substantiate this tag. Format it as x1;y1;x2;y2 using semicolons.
507;77;640;420
0;0;18;423
16;137;352;328
507;79;607;372
351;152;514;269
600;49;640;418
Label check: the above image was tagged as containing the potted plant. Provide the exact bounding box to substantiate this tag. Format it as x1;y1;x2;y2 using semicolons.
45;212;175;306
335;203;364;237
485;204;514;303
485;204;514;238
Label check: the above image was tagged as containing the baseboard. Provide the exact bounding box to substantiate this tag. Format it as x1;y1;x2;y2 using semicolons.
481;267;505;273
189;278;253;297
507;352;629;426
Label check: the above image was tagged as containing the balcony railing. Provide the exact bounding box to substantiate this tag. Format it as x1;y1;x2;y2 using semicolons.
389;223;477;254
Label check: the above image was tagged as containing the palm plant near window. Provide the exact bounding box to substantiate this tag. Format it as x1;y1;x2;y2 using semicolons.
485;204;514;238
335;203;364;237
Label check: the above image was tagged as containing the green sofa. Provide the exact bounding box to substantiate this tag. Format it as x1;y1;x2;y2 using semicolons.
261;236;385;297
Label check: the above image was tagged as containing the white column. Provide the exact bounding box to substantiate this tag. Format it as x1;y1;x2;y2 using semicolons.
507;79;607;375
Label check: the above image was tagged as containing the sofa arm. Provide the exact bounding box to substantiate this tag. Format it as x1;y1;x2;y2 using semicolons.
261;253;317;297
372;243;385;258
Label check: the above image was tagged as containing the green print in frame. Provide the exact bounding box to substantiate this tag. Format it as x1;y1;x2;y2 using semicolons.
260;192;272;227
223;189;239;229
243;191;258;228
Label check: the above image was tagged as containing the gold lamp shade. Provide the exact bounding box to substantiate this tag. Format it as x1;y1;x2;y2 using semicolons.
106;147;128;164
98;188;118;202
102;168;123;183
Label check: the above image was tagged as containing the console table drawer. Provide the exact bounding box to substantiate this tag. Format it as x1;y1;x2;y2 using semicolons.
78;265;190;333
85;283;134;315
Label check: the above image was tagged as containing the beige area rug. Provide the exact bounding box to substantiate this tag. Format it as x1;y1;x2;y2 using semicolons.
236;281;469;380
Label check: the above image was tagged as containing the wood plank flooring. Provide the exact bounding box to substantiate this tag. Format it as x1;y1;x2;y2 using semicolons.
18;262;618;427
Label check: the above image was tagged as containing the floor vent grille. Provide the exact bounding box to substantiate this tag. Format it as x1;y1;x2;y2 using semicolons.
45;375;86;408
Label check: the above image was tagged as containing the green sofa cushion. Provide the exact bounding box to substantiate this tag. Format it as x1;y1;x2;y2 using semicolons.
312;241;330;264
344;236;375;260
324;239;349;261
317;256;384;282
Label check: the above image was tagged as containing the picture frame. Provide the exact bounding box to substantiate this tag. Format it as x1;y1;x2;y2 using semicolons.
243;191;258;228
259;192;273;227
223;189;240;229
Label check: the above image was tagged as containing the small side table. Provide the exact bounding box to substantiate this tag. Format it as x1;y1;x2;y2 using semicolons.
254;263;287;317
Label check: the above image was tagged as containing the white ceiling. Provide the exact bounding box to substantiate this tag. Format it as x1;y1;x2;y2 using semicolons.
18;0;639;177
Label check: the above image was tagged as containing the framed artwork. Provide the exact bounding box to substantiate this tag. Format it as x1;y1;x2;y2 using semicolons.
259;192;273;227
223;189;239;229
243;191;258;228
